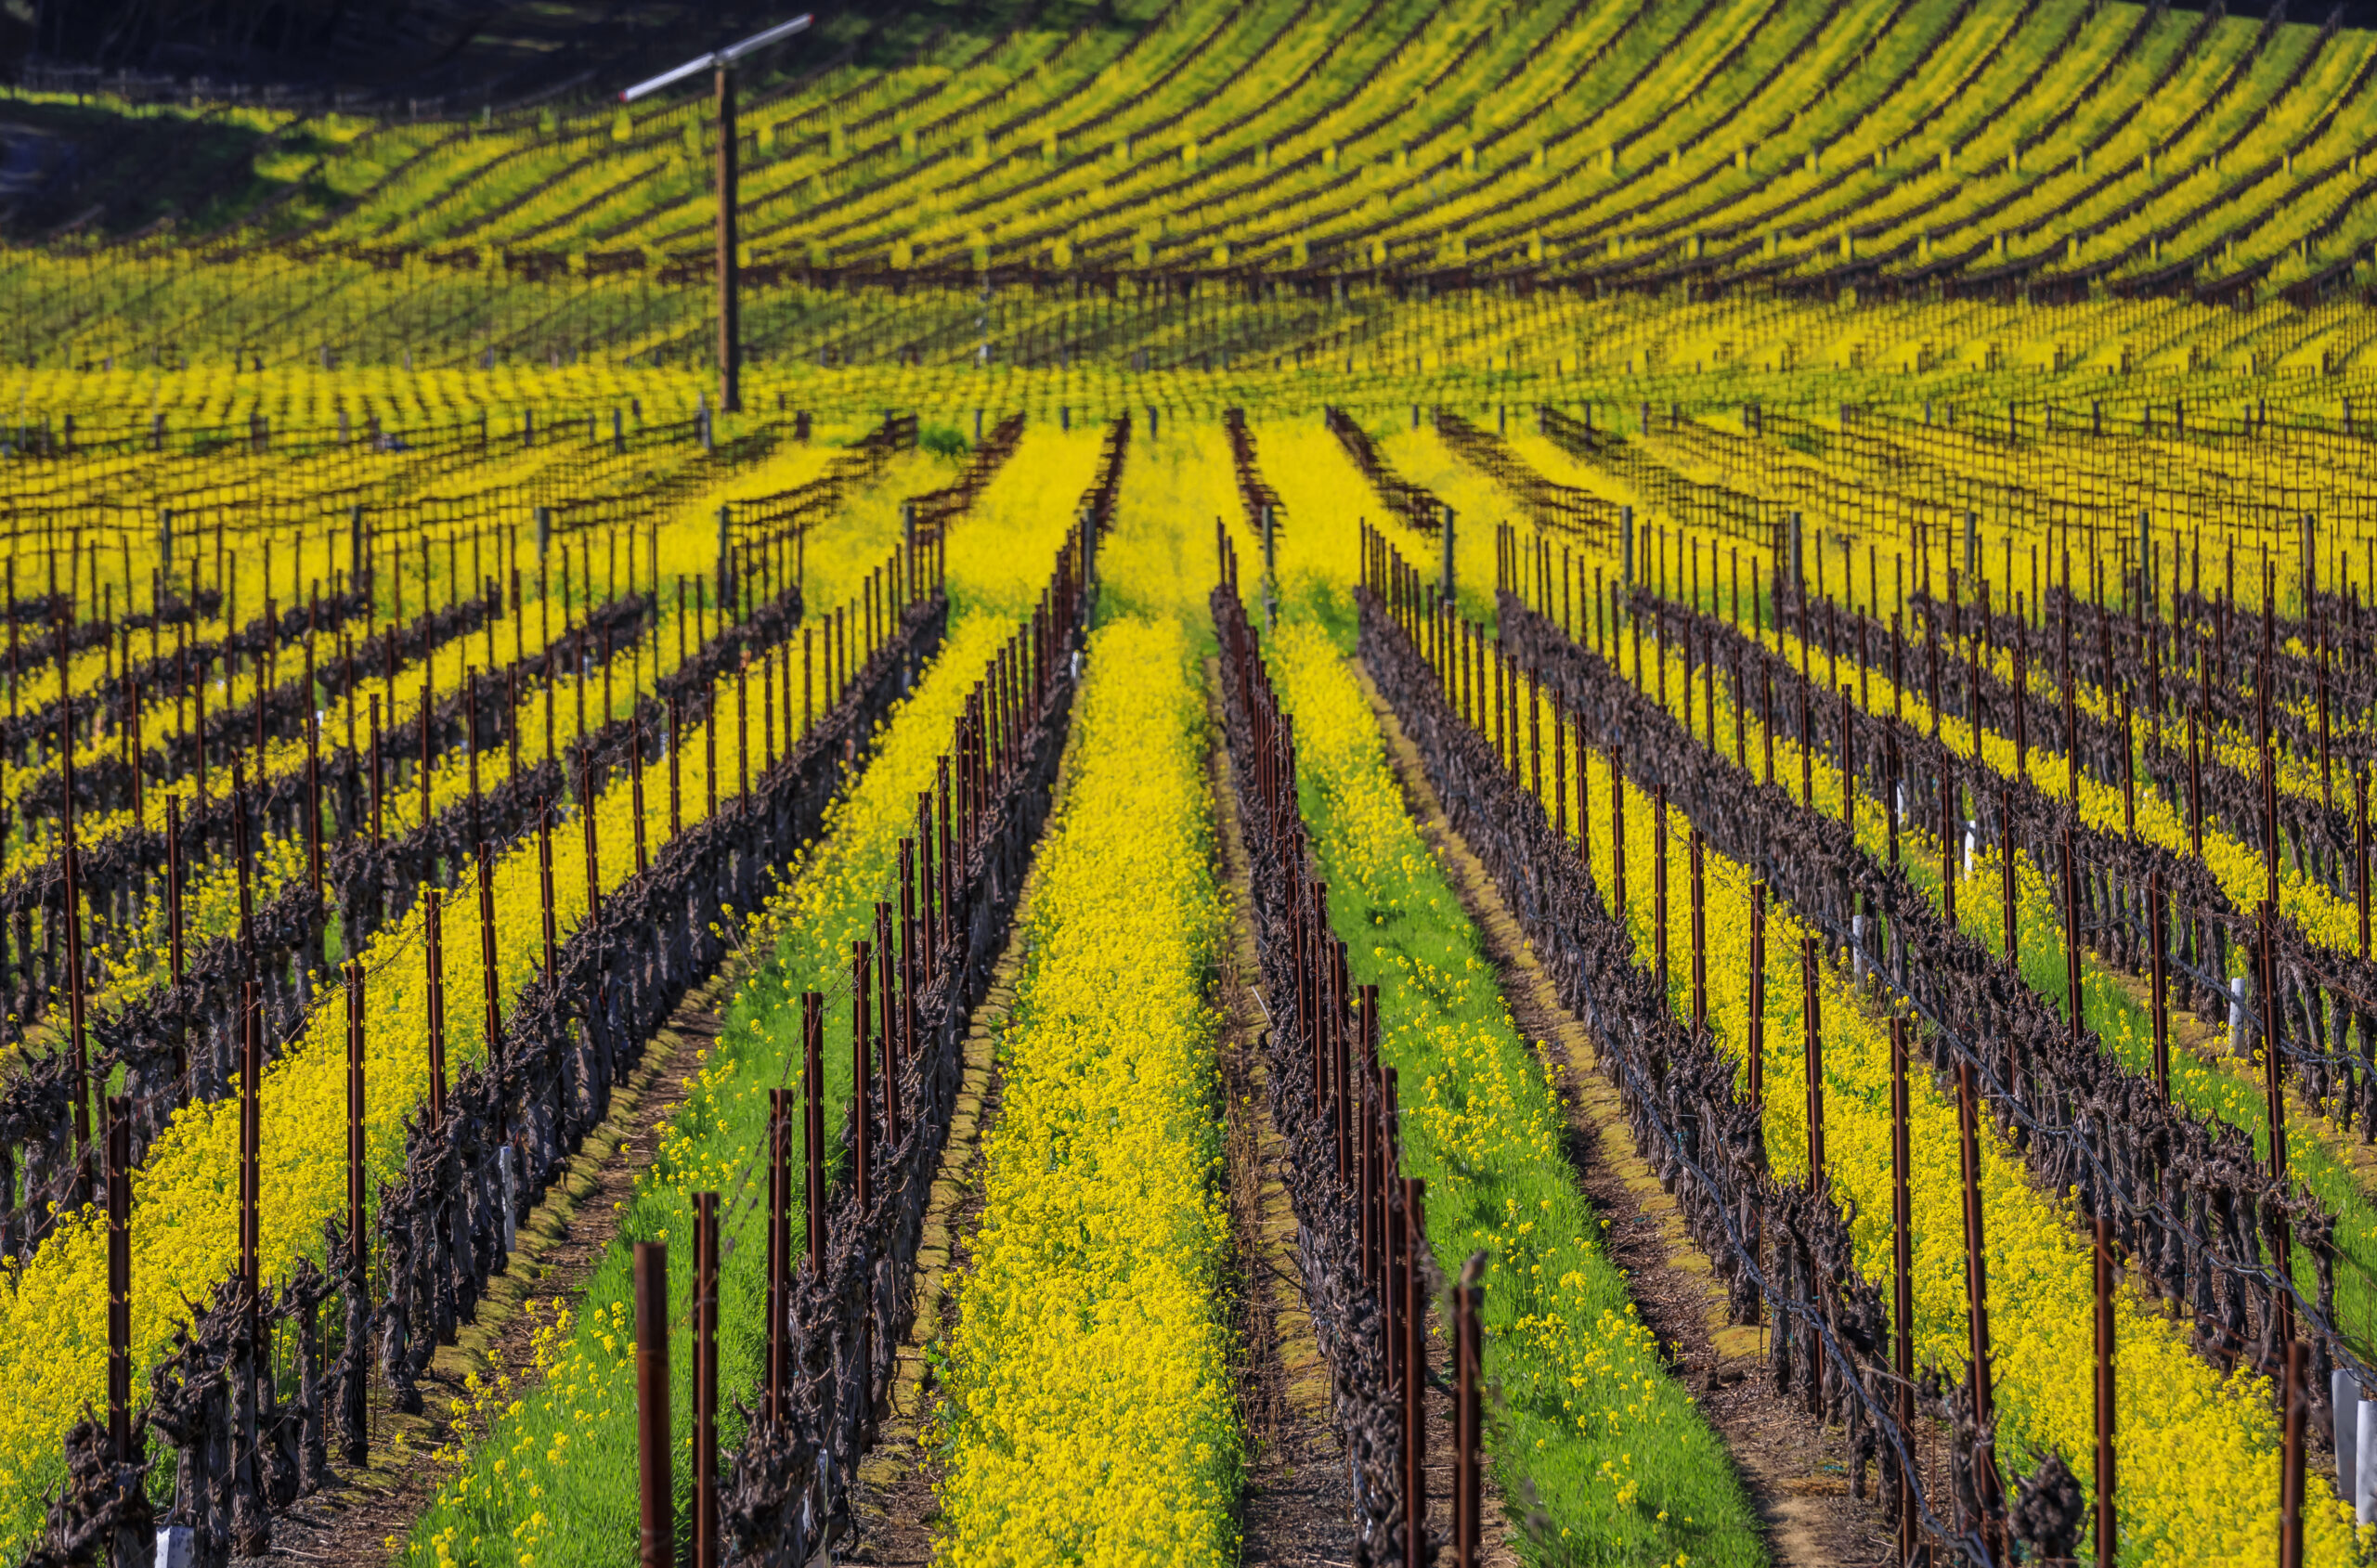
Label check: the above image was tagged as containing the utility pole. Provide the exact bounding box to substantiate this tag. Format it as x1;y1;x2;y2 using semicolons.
620;14;812;417
717;64;741;412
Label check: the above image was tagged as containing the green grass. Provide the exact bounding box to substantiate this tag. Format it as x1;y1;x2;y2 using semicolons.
1269;605;1765;1568
400;613;1012;1568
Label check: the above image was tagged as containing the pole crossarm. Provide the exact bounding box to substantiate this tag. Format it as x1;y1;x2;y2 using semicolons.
618;14;812;101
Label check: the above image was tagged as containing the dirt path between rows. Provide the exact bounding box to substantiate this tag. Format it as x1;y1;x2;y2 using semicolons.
241;964;737;1568
1357;660;1899;1568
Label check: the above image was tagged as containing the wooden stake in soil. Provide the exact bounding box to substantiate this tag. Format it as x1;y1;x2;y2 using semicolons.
2094;1210;2117;1568
539;799;559;977
2149;869;2170;1098
240;983;262;1300
1747;882;1765;1107
2061;825;2083;1042
2358;766;2371;961
766;1089;790;1422
1997;782;2019;974
1453;1253;1484;1568
167;794;188;1103
803;991;825;1271
423;882;453;1128
1403;1176;1428;1568
853;940;873;1212
634;1241;672;1568
1955;1057;2002;1521
1653;784;1669;995
2281;1338;2307;1568
1940;755;1957;929
1890;1018;1916;1563
106;1094;130;1463
877;902;900;1145
694;1190;721;1568
1802;937;1824;1195
1689;827;1707;1031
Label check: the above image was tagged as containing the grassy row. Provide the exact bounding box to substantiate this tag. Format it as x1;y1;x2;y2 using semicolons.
1272;612;1766;1566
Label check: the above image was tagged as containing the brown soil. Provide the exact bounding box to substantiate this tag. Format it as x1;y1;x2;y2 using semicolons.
1205;665;1371;1566
838;973;1012;1567
240;965;735;1568
1357;660;1900;1568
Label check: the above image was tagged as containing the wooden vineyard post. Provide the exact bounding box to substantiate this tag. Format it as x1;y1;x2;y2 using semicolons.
630;716;649;875
669;695;683;838
344;961;369;1462
1747;883;1766;1107
1940;755;1957;930
2359;766;2371;961
106;1094;130;1465
425;890;448;1127
803;992;825;1270
877;902;901;1143
369;693;383;847
478;843;503;1065
1403;1176;1427;1568
240;982;262;1302
2062;825;2083;1042
539;800;559;977
2259;901;2294;1345
2150;870;2170;1097
1690;827;1707;1031
766;1090;789;1421
2095;1210;2117;1568
306;711;323;898
1608;743;1626;920
899;846;918;1077
2188;705;2204;860
2280;1337;2308;1568
1653;784;1669;995
2013;642;2028;782
853;940;872;1212
693;1190;720;1568
1552;695;1567;841
1574;714;1591;879
167;794;188;1104
1955;1058;2001;1525
634;1241;672;1568
1453;1250;1485;1567
1890;1018;1916;1564
582;753;602;916
1802;937;1824;1194
61;694;92;1201
2001;783;2019;973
